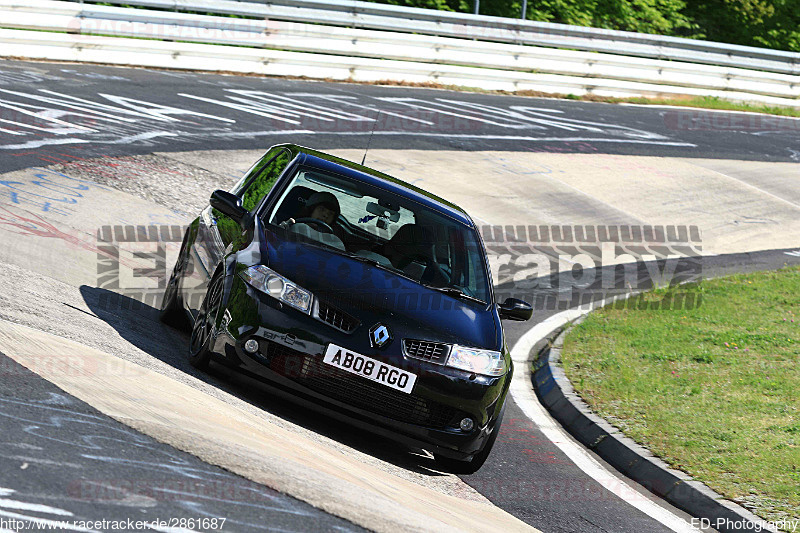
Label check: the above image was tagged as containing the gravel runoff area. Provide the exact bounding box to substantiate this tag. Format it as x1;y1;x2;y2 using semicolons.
48;151;261;218
0;151;492;506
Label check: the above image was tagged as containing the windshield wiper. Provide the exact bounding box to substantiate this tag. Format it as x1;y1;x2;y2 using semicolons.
343;252;408;275
424;285;486;305
343;252;390;268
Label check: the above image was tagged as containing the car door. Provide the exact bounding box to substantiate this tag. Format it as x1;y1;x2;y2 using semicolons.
191;146;292;295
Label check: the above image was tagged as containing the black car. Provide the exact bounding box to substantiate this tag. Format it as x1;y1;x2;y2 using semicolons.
160;144;532;473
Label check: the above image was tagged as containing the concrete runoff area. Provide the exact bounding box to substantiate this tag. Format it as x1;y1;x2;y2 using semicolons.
0;320;535;533
163;149;800;255
329;150;800;256
0;148;798;531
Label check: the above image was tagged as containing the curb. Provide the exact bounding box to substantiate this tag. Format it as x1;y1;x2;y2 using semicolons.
530;321;777;533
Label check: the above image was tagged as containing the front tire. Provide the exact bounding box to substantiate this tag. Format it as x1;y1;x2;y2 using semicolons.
188;273;223;371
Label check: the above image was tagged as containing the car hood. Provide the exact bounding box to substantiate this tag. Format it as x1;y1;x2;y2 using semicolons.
258;227;500;350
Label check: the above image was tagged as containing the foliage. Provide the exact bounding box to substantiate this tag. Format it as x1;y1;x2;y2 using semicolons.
683;0;800;50
86;0;800;51
366;0;800;51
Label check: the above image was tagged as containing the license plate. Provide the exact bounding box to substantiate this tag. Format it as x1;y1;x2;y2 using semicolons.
323;344;417;394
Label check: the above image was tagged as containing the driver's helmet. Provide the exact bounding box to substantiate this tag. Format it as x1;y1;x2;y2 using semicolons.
304;191;340;219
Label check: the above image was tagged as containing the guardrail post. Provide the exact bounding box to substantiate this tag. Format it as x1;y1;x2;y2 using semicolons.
521;0;527;19
473;0;479;15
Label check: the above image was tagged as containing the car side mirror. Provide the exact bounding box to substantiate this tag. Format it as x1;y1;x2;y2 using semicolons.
210;190;252;228
498;298;533;321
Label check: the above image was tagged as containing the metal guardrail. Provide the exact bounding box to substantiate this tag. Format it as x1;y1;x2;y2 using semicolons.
82;0;800;75
1;0;799;106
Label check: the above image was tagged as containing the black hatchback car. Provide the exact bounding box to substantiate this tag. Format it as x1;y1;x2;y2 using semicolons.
161;144;532;473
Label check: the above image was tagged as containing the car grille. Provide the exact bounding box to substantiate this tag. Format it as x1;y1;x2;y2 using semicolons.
403;339;450;365
267;344;458;429
314;299;360;333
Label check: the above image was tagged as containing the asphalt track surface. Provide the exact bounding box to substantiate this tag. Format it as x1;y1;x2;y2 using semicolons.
1;58;799;532
0;349;364;533
1;58;800;177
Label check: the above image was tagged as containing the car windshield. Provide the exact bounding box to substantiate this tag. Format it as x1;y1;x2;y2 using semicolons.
267;166;491;304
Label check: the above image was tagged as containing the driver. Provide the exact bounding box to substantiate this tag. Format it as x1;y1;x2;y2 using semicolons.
303;191;340;227
281;191;347;251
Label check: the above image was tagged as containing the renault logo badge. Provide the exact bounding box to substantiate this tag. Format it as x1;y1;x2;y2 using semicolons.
369;324;392;348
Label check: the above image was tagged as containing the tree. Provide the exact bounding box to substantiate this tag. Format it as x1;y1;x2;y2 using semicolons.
361;0;800;51
591;0;693;34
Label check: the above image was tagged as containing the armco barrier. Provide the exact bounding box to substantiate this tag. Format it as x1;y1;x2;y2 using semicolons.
85;0;800;76
1;0;799;105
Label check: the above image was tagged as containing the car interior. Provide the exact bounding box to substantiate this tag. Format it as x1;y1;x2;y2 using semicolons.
265;171;488;301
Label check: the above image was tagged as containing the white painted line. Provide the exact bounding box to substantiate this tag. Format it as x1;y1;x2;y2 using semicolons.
0;510;96;532
285;93;437;125
784;250;800;257
699;167;800;212
357;133;696;145
0;498;73;516
0;131;177;150
0;130;696;149
509;308;697;533
231;91;375;122
178;93;304;125
0;137;92;149
376;97;535;128
179;129;698;146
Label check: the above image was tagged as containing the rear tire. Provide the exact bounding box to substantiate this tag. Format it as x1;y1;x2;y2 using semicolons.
160;267;188;329
188;273;224;371
160;231;190;330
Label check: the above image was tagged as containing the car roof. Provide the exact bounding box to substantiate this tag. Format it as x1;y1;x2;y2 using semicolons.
276;144;474;227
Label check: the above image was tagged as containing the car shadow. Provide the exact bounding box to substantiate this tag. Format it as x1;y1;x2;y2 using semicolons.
79;285;448;477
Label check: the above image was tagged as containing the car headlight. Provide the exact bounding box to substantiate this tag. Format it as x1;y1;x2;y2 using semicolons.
240;265;312;314
447;345;506;377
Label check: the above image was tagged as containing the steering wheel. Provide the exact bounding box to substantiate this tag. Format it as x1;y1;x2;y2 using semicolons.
292;217;334;234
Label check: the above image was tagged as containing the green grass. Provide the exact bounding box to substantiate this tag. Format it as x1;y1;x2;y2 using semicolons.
560;267;800;525
601;95;800;118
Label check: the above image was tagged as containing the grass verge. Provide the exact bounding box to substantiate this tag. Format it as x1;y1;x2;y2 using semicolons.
560;267;800;525
589;94;800;118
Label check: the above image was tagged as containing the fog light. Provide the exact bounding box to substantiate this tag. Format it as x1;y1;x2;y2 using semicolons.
459;418;474;432
244;339;259;354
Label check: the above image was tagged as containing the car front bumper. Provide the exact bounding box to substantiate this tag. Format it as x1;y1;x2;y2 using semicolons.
211;274;511;458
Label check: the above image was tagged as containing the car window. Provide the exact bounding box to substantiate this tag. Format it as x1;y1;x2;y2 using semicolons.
267;166;490;303
238;148;292;211
213;147;292;246
295;170;415;240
